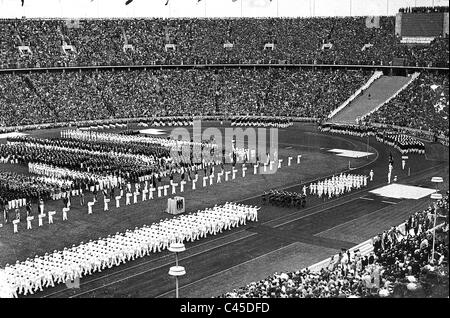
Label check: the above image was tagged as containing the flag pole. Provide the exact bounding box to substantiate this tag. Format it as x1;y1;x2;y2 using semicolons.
241;0;243;17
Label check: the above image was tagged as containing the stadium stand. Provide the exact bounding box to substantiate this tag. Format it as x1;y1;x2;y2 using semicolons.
365;72;449;136
0;68;370;127
0;16;448;69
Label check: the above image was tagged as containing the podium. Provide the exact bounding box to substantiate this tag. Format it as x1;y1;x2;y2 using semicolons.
167;196;185;215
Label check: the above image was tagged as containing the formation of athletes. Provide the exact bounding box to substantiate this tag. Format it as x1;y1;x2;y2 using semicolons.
304;173;369;199
1;203;259;297
0;123;389;298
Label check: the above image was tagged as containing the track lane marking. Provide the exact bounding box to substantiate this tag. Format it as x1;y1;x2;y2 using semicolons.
154;242;298;298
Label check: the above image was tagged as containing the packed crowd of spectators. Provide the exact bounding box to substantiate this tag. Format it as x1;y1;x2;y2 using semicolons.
399;6;449;13
220;193;448;298
0;68;370;127
0;16;448;69
366;72;449;137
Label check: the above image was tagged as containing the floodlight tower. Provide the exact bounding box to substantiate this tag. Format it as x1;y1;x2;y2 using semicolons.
168;242;186;298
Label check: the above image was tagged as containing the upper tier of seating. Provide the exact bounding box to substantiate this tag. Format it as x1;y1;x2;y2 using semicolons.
0;16;448;69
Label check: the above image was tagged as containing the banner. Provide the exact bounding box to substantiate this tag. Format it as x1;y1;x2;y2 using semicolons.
365;16;380;29
65;19;80;29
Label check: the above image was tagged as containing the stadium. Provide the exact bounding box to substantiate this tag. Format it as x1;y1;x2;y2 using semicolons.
0;0;448;301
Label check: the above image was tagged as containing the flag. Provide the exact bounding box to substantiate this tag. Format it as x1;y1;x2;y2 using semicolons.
165;0;169;5
125;0;133;5
21;0;24;7
365;16;380;29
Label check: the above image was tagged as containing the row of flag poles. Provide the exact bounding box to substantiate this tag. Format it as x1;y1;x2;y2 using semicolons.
125;0;278;18
14;0;280;18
